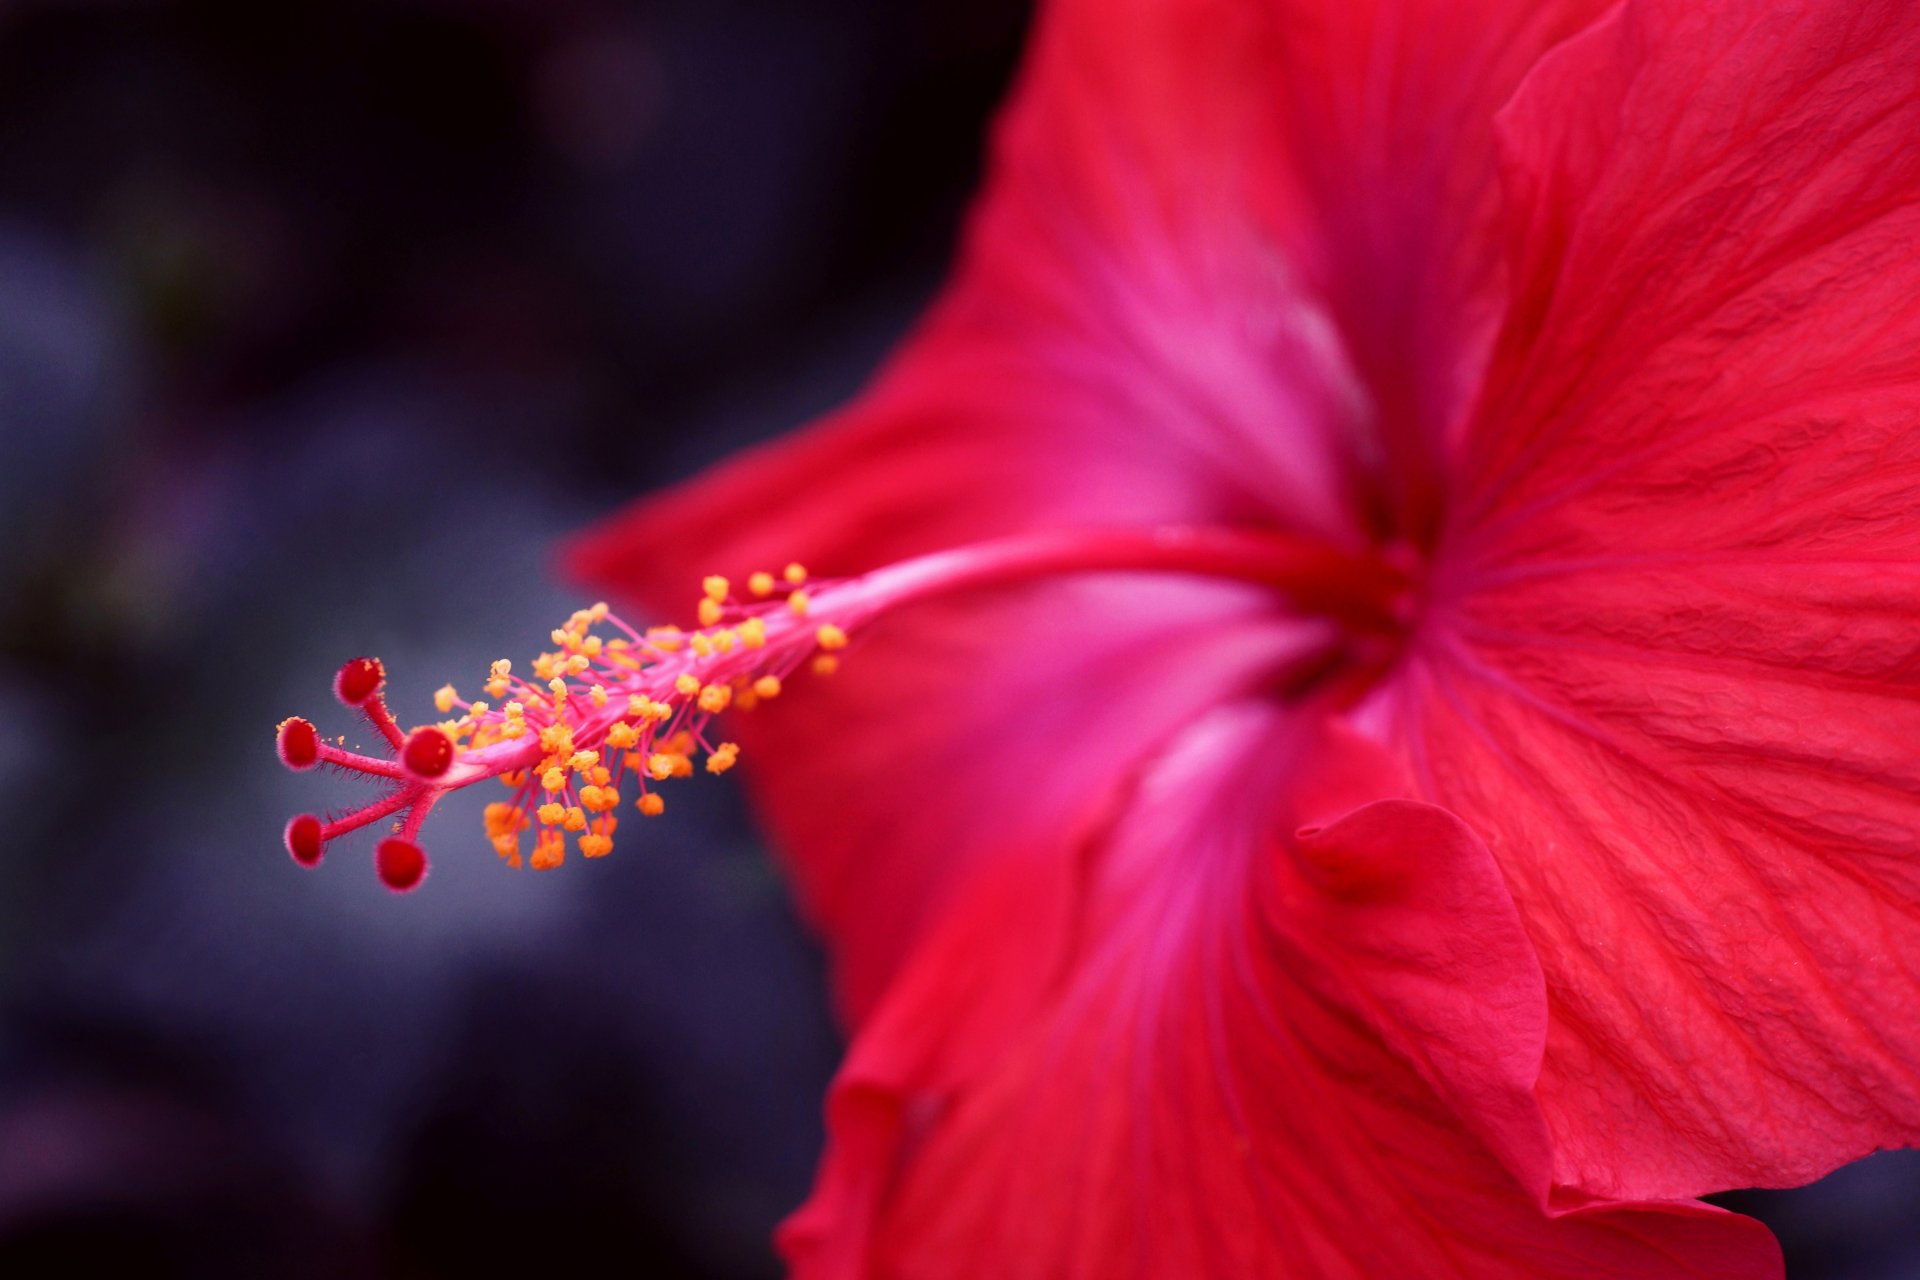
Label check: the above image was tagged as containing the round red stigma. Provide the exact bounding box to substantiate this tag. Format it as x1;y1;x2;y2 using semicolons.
402;726;456;779
334;656;386;706
377;837;428;892
285;814;325;867
276;717;320;771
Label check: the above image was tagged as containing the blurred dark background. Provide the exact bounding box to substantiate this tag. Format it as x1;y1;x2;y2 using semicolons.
0;1;1025;1275
0;2;1909;1276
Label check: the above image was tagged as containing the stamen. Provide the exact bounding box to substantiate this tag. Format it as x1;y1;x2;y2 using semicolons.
275;525;1407;889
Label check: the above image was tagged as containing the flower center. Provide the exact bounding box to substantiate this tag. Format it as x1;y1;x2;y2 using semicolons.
276;525;1410;888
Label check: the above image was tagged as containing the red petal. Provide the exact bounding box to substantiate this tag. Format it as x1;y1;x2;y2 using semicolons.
721;573;1335;1025
568;0;1610;1023
781;709;1780;1279
1427;0;1920;1198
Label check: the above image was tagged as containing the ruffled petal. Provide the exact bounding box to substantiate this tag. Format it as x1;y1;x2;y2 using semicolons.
781;708;1780;1279
1425;0;1920;1199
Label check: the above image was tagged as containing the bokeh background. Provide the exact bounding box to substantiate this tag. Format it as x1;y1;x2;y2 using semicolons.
0;2;1911;1276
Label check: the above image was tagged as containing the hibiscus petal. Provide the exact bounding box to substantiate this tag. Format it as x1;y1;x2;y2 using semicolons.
781;708;1780;1279
568;0;1610;1023
1239;0;1615;538
1429;0;1920;1198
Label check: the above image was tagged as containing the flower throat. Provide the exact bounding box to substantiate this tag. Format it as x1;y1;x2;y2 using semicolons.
276;525;1411;890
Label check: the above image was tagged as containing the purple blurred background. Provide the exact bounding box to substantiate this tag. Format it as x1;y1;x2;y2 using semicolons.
0;2;1910;1276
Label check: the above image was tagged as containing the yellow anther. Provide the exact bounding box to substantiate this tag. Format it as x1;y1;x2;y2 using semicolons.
565;654;591;676
647;753;675;781
784;563;806;585
582;814;616;857
541;767;567;792
562;807;587;832
697;598;723;627
582;635;604;658
492;659;513;679
533;654;557;681
537;802;566;825
691;632;715;657
540;723;575;755
669;753;694;778
551;628;571;647
499;770;528;788
484;803;524;837
434;684;459;713
714;629;737;653
788;590;811;616
590;602;609;622
675;673;701;696
703;574;730;603
531;830;564;871
467;701;489;719
589;766;611;786
583;785;620;813
748;571;775;597
816;623;848;651
486;678;509;698
637;792;665;816
813;654;840;677
607;722;640;749
590;684;608;707
548;676;568;695
754;675;782;699
665;731;694;755
501;719;526;739
734;689;760;711
706;742;740;774
648;626;684;652
505;700;526;719
492;833;523;865
568;750;600;772
699;683;733;713
738;617;767;649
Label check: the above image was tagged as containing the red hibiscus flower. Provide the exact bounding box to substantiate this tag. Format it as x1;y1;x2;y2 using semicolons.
562;0;1920;1268
277;0;1919;1271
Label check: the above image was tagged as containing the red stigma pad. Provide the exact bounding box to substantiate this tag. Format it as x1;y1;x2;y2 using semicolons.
377;838;428;892
277;718;320;771
402;727;456;779
285;814;325;867
335;656;385;706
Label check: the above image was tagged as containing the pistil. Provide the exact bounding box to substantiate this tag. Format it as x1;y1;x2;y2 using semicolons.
276;524;1408;889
